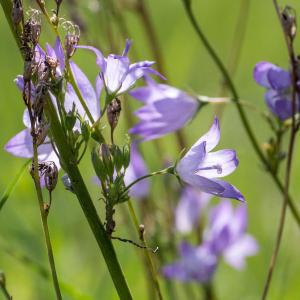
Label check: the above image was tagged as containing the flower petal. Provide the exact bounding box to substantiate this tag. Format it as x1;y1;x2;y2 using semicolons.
76;45;106;70
211;179;245;202
196;149;239;178
175;187;211;234
224;234;259;270
253;62;275;88
69;61;100;121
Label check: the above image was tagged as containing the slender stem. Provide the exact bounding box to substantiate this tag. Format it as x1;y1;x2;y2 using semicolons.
124;168;170;195
26;85;62;300
181;0;300;227
127;200;164;300
261;2;298;299
45;98;133;300
0;283;12;300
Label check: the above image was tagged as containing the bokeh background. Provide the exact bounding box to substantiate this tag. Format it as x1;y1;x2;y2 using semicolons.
1;0;300;299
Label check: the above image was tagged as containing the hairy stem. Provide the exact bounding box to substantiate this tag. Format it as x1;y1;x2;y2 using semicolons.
181;0;300;227
261;2;298;299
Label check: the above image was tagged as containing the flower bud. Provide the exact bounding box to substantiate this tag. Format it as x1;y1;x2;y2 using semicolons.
61;173;75;193
122;143;131;169
92;144;107;182
107;98;121;131
281;6;297;40
36;122;50;146
111;145;123;173
100;144;114;178
81;121;90;141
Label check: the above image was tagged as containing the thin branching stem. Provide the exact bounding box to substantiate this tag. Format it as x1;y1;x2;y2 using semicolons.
127;200;164;300
261;2;299;299
181;0;300;227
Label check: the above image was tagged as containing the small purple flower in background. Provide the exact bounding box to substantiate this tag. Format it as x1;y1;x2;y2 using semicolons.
163;200;258;283
176;117;244;201
124;144;149;199
253;61;299;120
129;77;199;141
77;40;164;97
175;187;212;234
203;200;258;270
162;242;217;283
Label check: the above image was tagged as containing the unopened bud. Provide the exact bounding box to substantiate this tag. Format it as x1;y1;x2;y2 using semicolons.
122;143;131;169
107;98;121;131
61;173;75;193
281;6;297;40
92;144;107;182
111;145;123;173
36;123;50;146
12;0;23;25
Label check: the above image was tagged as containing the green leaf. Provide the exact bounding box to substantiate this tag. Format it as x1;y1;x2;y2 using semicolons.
0;159;31;211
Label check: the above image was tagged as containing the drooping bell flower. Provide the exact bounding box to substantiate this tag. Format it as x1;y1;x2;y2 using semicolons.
253;61;299;120
176;117;244;201
203;200;259;270
162;242;217;283
129;77;199;141
77;40;164;97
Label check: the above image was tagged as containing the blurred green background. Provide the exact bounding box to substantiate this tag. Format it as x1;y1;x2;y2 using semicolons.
1;0;300;299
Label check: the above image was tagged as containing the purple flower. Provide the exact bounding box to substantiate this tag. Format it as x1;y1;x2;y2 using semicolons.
124;144;149;199
176;117;244;201
253;61;299;120
129;77;199;141
77;40;164;96
162;242;217;283
175;187;212;234
5;39;100;168
203;200;258;270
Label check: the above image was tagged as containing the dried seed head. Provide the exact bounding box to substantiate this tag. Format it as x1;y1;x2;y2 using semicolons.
65;33;79;59
107;98;121;130
281;6;297;40
36;122;50;146
61;21;80;58
38;61;52;82
12;0;23;25
23;60;33;82
33;82;48;121
24;10;42;46
44;162;59;192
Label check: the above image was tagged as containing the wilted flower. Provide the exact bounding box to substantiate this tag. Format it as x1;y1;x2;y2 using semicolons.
253;61;299;120
77;40;164;97
175;187;212;234
129;77;199;141
124;144;149;199
203;200;259;270
162;242;217;282
176;117;244;201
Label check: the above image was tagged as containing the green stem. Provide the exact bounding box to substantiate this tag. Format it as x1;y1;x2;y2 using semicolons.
0;282;12;300
181;0;300;227
127;200;164;300
124;168;171;195
45;98;133;300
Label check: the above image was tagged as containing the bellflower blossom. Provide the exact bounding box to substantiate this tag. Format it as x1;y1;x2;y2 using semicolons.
175;187;212;234
77;40;164;97
253;61;299;120
124;144;149;199
129;77;199;141
203;200;259;270
162;242;217;282
176;117;244;201
5;38;101;169
163;200;258;283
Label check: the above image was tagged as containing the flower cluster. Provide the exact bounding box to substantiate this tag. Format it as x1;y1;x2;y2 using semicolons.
164;195;258;282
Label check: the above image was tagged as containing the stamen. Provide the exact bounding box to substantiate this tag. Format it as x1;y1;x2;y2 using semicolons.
197;164;223;174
